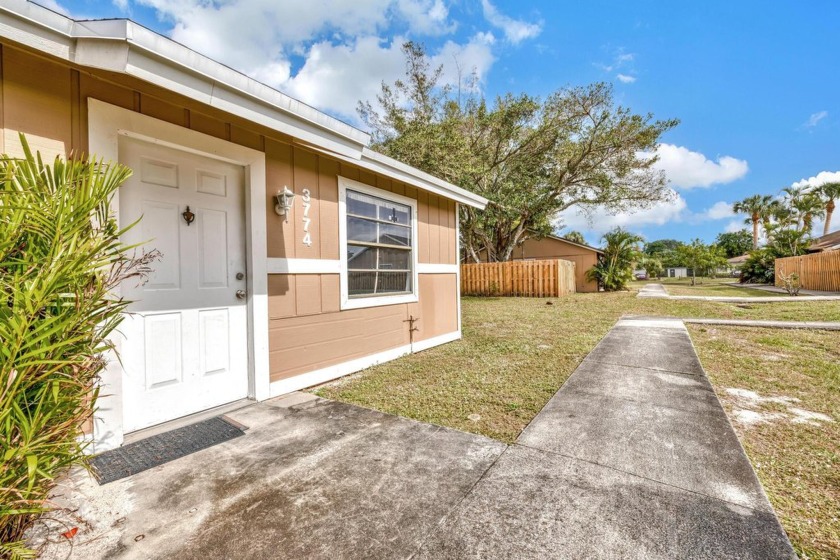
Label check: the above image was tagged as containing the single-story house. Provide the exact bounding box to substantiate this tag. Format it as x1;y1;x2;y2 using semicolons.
727;254;750;268
665;267;691;278
473;234;604;292
0;2;487;451
808;230;840;252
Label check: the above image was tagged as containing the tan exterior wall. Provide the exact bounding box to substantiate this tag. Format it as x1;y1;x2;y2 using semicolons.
1;43;460;387
515;237;600;293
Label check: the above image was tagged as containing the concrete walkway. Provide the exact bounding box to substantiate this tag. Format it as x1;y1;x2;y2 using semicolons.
638;282;840;302
34;319;795;559
685;317;840;330
737;283;840;296
417;317;796;559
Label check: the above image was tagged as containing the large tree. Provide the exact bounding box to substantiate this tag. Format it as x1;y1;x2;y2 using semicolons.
714;230;752;258
733;194;774;249
359;42;678;262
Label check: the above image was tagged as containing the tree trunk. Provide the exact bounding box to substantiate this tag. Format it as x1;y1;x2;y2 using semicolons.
751;216;759;249
825;199;835;236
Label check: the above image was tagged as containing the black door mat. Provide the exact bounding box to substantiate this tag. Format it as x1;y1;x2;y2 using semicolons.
91;416;246;484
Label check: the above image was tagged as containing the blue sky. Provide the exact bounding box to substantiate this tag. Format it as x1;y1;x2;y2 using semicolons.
44;0;840;245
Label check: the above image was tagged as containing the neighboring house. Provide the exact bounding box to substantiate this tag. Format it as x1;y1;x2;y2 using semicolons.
727;254;749;273
473;235;603;292
0;3;487;451
808;230;840;252
665;267;690;278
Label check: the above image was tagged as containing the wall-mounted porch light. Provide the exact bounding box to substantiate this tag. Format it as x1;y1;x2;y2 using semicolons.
274;186;296;222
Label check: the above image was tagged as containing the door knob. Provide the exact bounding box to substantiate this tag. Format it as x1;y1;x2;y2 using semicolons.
235;289;247;300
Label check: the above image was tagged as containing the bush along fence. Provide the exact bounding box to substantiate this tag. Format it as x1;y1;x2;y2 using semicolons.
775;251;840;292
461;259;576;297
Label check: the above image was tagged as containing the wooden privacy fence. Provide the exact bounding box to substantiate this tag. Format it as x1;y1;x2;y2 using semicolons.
461;259;576;297
775;251;840;292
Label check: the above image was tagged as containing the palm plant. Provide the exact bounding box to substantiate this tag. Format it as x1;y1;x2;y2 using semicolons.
791;191;825;234
733;194;774;249
586;227;643;291
0;135;153;557
818;181;840;235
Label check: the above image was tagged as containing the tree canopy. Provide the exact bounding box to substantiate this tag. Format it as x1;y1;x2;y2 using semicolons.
714;230;752;258
359;42;679;262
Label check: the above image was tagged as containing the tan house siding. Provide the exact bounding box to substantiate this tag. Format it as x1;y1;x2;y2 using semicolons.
1;43;461;391
515;237;600;293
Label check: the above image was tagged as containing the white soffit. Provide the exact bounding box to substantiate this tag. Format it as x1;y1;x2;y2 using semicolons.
0;1;487;209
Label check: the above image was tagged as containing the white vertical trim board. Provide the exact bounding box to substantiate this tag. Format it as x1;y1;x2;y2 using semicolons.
88;99;269;452
455;203;462;336
337;176;420;310
268;330;461;397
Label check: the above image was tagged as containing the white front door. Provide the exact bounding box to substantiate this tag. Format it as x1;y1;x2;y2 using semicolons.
118;137;249;433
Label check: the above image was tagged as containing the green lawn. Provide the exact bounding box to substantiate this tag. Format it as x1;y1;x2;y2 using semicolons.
691;325;839;560
632;277;785;297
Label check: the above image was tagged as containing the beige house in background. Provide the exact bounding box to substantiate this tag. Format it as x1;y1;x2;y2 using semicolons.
0;2;486;451
474;234;603;292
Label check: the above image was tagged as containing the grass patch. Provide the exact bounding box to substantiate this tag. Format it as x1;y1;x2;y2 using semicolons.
314;291;840;443
690;325;839;560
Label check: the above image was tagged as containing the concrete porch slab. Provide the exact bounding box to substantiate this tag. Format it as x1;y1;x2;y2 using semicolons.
35;398;505;560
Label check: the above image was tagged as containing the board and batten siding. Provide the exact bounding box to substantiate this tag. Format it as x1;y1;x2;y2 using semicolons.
0;43;460;389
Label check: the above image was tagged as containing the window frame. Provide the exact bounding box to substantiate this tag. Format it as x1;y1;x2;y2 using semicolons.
338;176;419;310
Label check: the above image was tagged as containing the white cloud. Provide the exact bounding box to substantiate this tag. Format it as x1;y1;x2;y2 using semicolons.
803;110;828;128
700;201;735;221
790;170;840;190
650;144;748;189
395;0;456;35
556;195;688;239
724;219;746;233
616;73;636;84
283;37;405;117
480;0;542;44
115;0;504;121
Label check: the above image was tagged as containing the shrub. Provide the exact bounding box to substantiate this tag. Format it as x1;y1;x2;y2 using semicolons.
586;228;643;291
0;135;151;558
739;248;777;284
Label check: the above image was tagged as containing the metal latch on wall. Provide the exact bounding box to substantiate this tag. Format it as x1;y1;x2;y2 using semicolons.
404;315;420;345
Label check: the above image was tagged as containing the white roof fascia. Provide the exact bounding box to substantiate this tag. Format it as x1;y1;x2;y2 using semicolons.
0;1;487;208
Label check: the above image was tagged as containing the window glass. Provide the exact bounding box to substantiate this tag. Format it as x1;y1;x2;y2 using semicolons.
345;188;413;298
379;223;410;246
347;217;377;243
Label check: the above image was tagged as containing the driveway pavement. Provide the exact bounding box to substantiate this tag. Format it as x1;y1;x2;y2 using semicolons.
36;318;795;559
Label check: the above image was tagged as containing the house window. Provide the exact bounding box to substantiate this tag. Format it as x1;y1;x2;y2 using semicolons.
339;177;418;309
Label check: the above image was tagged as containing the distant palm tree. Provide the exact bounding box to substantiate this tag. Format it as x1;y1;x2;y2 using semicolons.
733;194;774;249
791;191;825;234
818;181;840;235
585;228;643;291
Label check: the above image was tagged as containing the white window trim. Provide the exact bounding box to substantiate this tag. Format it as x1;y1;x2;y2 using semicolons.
338;176;419;310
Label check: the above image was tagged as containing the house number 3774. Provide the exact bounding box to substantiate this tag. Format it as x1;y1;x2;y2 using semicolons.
301;188;312;247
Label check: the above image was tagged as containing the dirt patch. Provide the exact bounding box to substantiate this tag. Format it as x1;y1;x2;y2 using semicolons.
724;387;834;427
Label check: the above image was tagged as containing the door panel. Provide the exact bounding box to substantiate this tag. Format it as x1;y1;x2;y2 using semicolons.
119;137;249;433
